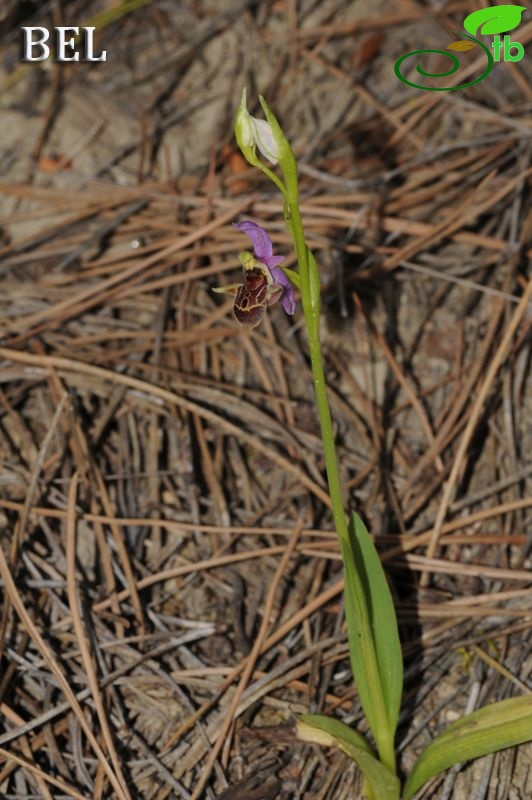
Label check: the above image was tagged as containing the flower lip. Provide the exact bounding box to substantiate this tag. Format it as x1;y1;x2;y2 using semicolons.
234;220;295;315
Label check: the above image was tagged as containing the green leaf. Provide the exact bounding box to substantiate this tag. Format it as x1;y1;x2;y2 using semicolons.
463;5;526;36
297;714;373;754
403;695;532;799
447;41;477;51
337;514;402;773
306;247;321;315
297;714;400;800
279;266;301;290
347;513;403;738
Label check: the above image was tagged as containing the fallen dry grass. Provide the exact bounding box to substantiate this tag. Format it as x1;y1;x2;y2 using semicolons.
0;1;531;798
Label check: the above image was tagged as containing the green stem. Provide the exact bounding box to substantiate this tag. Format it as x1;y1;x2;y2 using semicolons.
285;182;345;538
306;328;349;543
257;162;287;197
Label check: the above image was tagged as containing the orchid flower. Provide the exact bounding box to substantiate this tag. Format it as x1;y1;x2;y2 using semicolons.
213;220;295;329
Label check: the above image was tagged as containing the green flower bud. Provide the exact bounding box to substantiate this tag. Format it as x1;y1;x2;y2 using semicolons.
234;89;255;162
234;89;279;166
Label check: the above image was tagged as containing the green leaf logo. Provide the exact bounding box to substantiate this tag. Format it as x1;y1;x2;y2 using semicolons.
464;5;526;36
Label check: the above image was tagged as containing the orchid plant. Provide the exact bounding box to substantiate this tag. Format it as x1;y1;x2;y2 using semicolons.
217;90;532;799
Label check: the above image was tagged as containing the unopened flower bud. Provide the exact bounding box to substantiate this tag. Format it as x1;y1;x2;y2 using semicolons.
234;89;279;166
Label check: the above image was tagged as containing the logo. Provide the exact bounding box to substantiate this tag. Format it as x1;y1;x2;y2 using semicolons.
394;4;526;91
21;27;107;62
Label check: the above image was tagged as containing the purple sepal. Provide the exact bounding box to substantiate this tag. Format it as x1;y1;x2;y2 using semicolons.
269;266;296;314
234;220;275;263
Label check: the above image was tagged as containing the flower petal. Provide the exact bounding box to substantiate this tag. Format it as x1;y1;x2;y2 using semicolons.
264;254;285;268
250;117;279;164
269;266;296;315
234;220;273;262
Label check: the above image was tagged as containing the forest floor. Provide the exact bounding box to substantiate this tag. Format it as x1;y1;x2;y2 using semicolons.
0;1;531;798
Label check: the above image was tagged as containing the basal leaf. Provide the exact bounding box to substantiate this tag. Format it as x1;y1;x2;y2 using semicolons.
347;513;403;738
463;5;526;37
447;41;476;51
297;714;373;754
403;695;532;799
340;530;389;755
297;714;400;800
